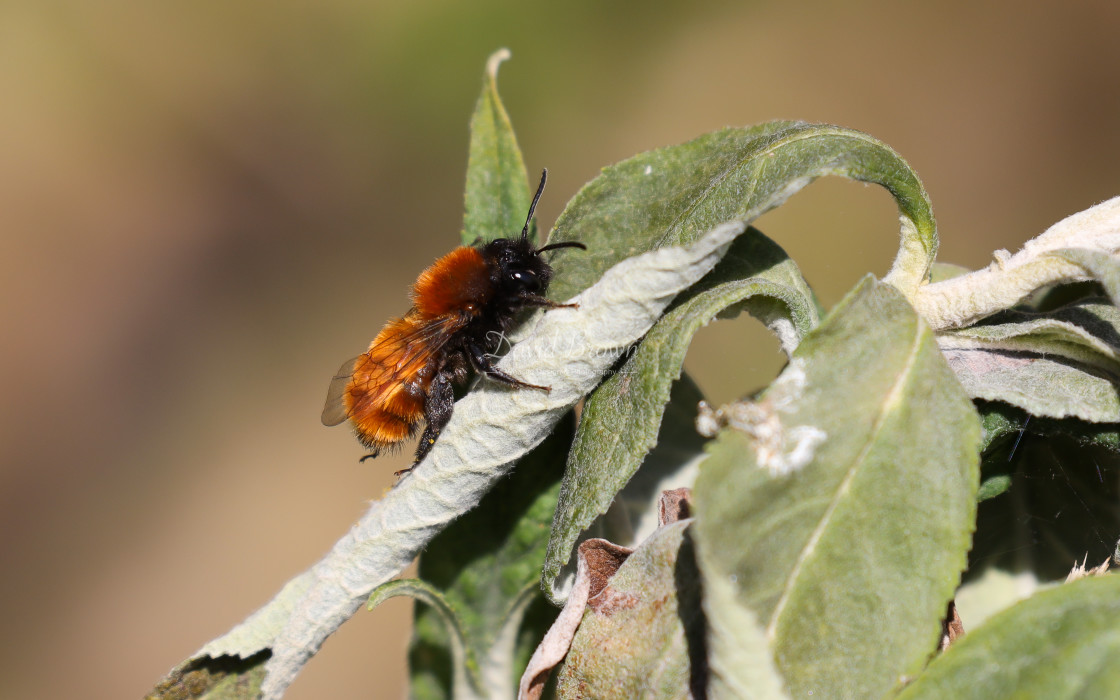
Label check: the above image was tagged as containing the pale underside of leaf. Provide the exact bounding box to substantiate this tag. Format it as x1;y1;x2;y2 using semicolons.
543;230;818;602
1054;246;1120;306
943;302;1120;373
940;341;1120;422
913;197;1120;330
188;220;749;700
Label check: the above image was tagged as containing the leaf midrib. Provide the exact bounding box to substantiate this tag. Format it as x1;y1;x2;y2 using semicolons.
764;320;928;640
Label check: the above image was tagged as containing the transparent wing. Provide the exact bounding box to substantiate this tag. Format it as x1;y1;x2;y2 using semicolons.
321;357;362;426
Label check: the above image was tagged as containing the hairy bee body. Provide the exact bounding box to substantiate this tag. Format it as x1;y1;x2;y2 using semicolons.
322;170;584;470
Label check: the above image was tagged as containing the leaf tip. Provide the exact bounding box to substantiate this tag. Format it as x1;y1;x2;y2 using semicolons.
486;48;512;81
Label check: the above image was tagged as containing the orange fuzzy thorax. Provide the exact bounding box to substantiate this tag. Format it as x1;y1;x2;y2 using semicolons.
411;246;494;318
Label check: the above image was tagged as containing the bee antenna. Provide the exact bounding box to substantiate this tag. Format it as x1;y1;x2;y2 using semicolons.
521;168;548;242
536;240;588;254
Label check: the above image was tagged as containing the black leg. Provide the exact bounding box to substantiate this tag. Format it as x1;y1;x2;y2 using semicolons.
467;340;550;391
359;450;380;463
410;371;456;467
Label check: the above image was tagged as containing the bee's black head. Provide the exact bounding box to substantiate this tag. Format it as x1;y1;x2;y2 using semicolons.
482;168;586;298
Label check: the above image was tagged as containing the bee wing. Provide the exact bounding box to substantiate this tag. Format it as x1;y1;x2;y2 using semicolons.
321;313;470;427
322;356;363;426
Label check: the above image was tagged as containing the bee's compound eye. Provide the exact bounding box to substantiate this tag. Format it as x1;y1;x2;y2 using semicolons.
510;269;541;292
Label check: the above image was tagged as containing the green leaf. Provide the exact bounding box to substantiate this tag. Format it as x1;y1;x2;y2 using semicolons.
941;299;1120;376
978;400;1120;454
555;521;705;699
975;400;1120;502
463;48;531;245
940;341;1120;422
545;122;935;301
692;277;980;699
966;433;1120;584
979;401;1026;454
369;580;483;700
598;373;708;548
701;546;791;700
899;575;1120;699
404;418;572;699
543;229;818;601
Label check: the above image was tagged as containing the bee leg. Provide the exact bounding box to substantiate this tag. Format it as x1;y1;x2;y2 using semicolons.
518;293;578;310
467;340;551;392
359;450;381;463
413;372;456;465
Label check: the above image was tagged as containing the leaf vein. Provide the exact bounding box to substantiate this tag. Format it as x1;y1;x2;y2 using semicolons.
764;321;927;639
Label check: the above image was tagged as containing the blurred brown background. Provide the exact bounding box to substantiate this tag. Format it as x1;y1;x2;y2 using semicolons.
2;1;1118;697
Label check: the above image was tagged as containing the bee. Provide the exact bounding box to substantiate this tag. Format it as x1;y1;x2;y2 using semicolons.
322;169;586;473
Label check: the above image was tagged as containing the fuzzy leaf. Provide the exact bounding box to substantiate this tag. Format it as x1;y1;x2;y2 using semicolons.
899;576;1120;699
369;580;483;700
692;277;980;698
543;229;817;601
953;567;1043;631
405;420;572;700
914;197;1120;329
172;220;751;700
939;340;1120;422
975;403;1026;502
978;400;1120;453
1055;247;1120;307
555;521;705;699
699;545;789;700
545;123;935;301
462;48;531;245
941;299;1120;375
600;374;708;550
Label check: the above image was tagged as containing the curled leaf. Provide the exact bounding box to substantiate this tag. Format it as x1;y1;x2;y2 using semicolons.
519;539;632;700
546;122;935;302
915;197;1120;329
1054;247;1120;306
543;230;817;602
369;580;483;700
177;219;749;700
940;299;1120;376
939;341;1120;422
553;522;704;700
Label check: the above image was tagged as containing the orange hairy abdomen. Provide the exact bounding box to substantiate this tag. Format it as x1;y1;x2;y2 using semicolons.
343;316;430;450
341;247;491;451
